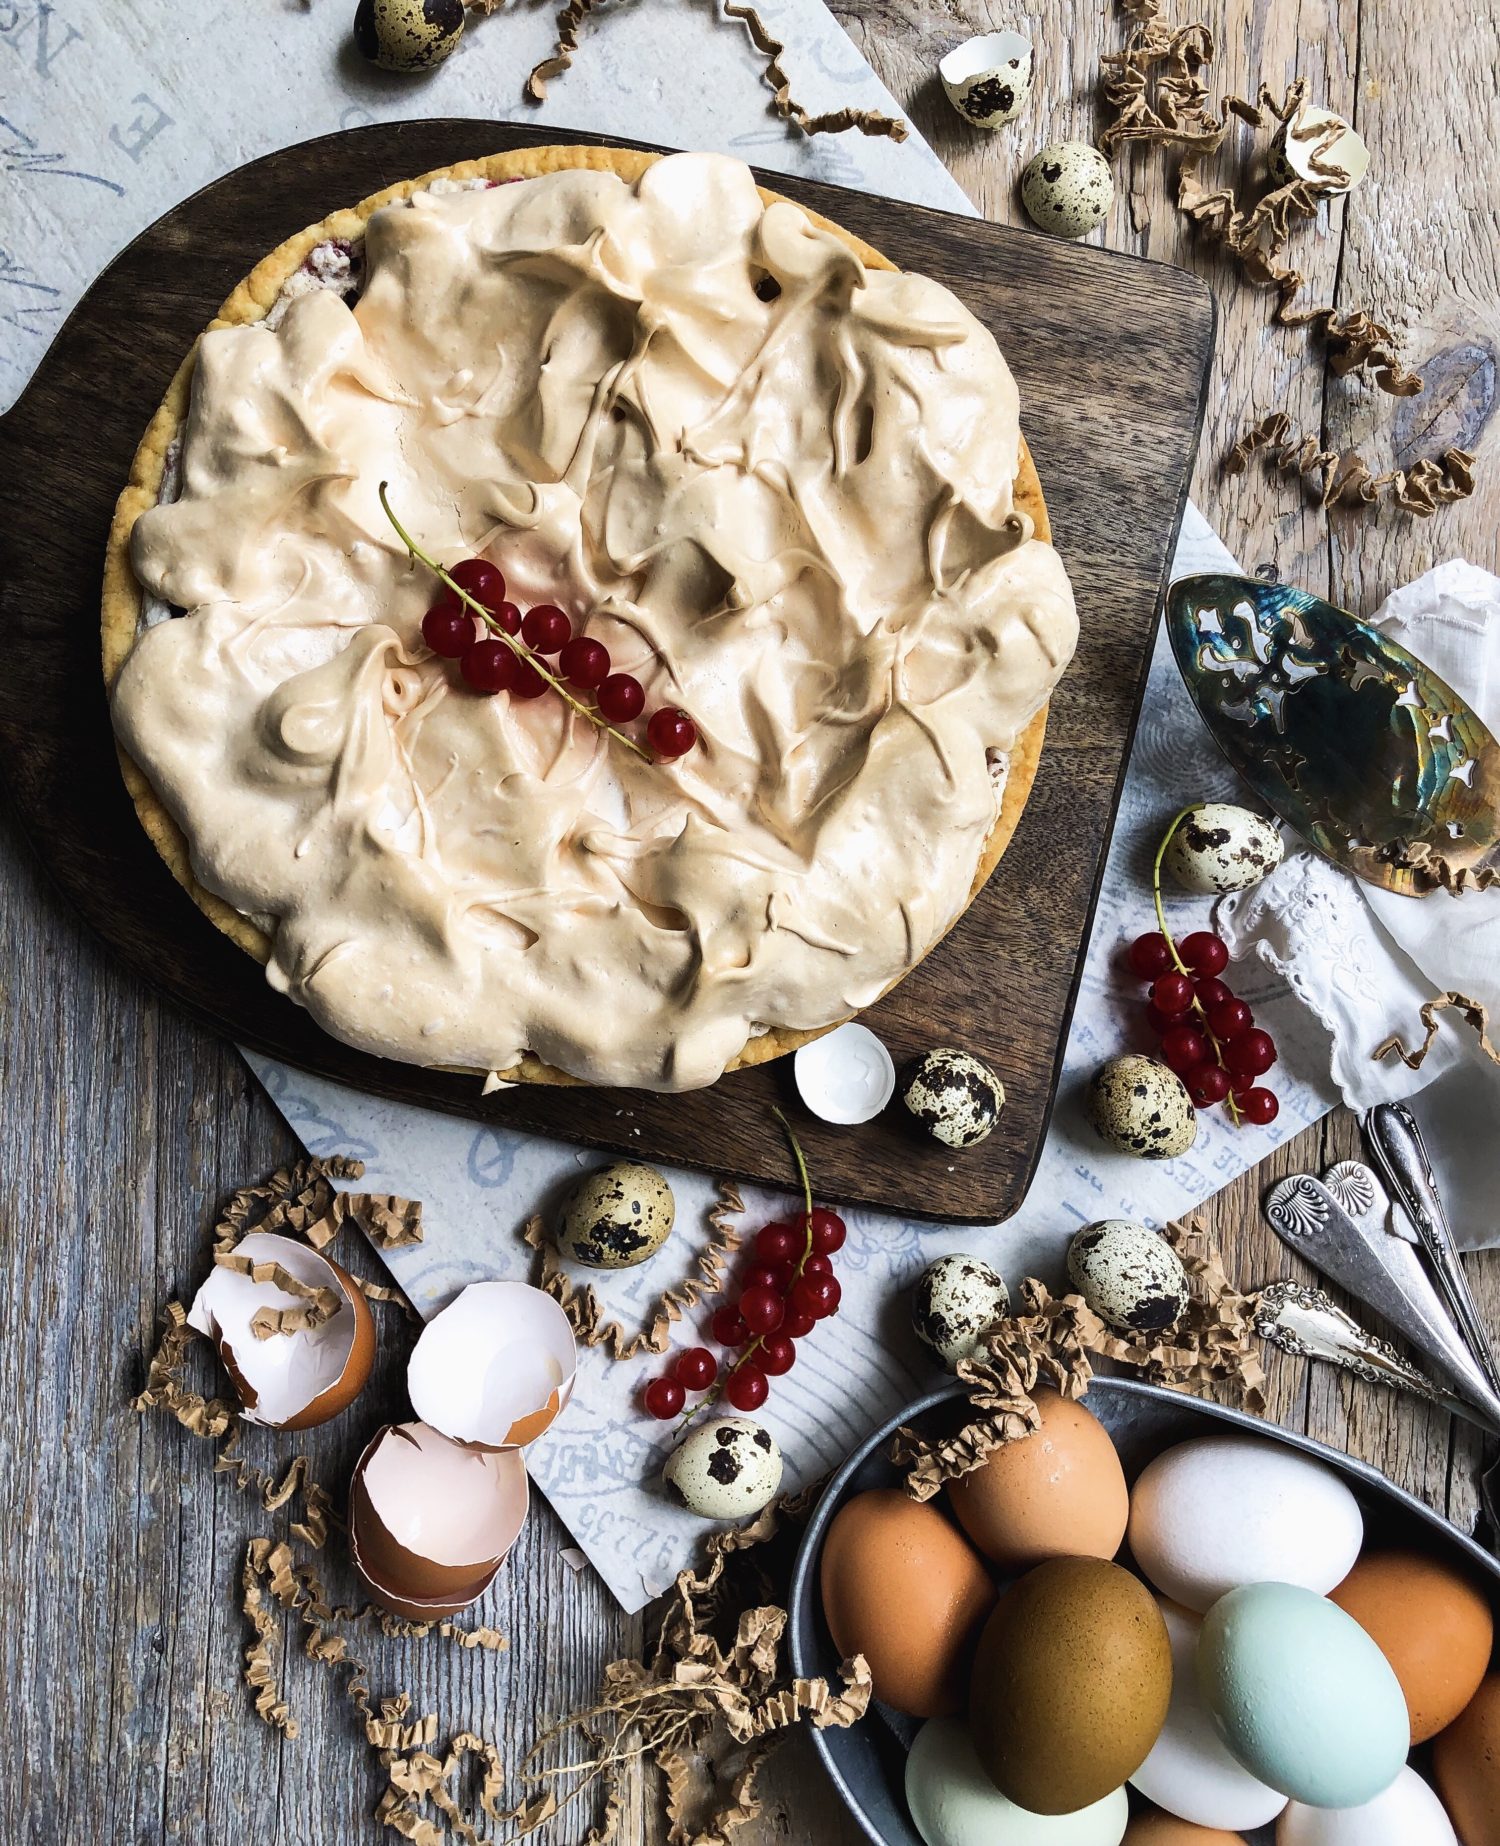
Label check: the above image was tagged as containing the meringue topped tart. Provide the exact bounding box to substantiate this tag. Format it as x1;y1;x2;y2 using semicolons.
103;148;1077;1092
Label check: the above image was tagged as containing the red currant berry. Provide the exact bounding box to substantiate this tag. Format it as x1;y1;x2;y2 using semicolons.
509;658;548;700
490;600;522;635
1127;931;1174;979
597;673;645;722
1160;1024;1209;1075
1239;1086;1280;1125
449;558;507;611
710;1305;749;1347
522;603;571;653
764;1261;796;1294
1184;1062;1231;1107
758;1334;796;1377
808;1208;847;1254
1180;931;1229;976
818;1276;842;1318
803;1254;833;1278
423;602;473;658
739;1285;785;1335
782;1308;816;1340
643;1376;684;1420
1151;972;1195;1019
755;1222;800;1263
1225;1029;1276;1078
740;1263;780;1295
559;635;610;690
1147;1002;1185;1036
460;640;515;694
1194;976;1232;1011
725;1365;768;1412
1206;998;1253;1041
672;1347;717;1393
647;707;699;759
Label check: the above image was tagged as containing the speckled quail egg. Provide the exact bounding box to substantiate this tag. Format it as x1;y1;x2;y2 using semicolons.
1164;803;1284;894
1086;1054;1198;1160
938;32;1034;130
353;0;466;72
900;1048;1006;1149
663;1416;783;1520
911;1254;1010;1370
1020;142;1114;239
556;1161;675;1269
1067;1219;1188;1335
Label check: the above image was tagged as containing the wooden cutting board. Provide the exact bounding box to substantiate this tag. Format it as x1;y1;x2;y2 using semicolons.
0;120;1213;1225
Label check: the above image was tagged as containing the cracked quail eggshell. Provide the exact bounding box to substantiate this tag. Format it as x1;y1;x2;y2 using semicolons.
1163;804;1284;894
663;1415;783;1520
1086;1056;1197;1160
557;1161;675;1269
1021;142;1114;239
353;0;466;71
901;1048;1006;1148
939;32;1034;130
1068;1220;1188;1335
1268;103;1370;194
407;1279;577;1449
186;1230;375;1430
911;1254;1010;1370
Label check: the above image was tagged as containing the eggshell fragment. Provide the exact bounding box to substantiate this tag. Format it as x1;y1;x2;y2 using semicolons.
1268;104;1370;195
1124;1817;1247;1845
795;1022;895;1125
907;1717;1129;1846
946;1388;1128;1572
1433;1673;1500;1846
187;1230;375;1430
407;1279;577;1449
1275;1766;1458;1845
938;32;1034;131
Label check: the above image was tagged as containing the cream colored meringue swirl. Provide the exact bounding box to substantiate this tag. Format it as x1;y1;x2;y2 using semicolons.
111;152;1077;1091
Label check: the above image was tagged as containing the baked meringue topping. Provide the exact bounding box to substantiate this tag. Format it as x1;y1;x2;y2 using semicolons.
111;152;1077;1091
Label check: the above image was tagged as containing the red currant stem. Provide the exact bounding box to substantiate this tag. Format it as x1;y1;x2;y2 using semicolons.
1152;804;1244;1128
378;483;650;762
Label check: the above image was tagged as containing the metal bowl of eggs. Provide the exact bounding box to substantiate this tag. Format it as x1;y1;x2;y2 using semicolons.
787;1378;1500;1846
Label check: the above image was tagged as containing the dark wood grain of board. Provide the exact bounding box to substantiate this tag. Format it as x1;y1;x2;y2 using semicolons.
0;120;1214;1224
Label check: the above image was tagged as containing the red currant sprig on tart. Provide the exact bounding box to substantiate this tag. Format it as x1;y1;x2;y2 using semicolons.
642;1109;845;1423
382;483;698;763
1124;807;1279;1128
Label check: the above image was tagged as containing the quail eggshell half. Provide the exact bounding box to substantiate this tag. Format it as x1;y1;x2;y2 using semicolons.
820;1487;996;1718
557;1161;675;1268
912;1254;1010;1370
938;32;1034;131
1130;1598;1288;1832
408;1278;578;1449
353;0;466;71
1163;805;1284;895
1434;1673;1500;1845
1086;1056;1198;1160
1268;103;1370;194
1067;1220;1188;1335
901;1048;1006;1148
1197;1582;1409;1809
947;1387;1129;1573
663;1415;783;1520
1127;1434;1363;1613
970;1557;1172;1815
1021;143;1114;239
1275;1765;1458;1846
907;1717;1129;1846
1124;1815;1248;1844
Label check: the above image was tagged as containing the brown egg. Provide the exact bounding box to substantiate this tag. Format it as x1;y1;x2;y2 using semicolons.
819;1488;995;1718
1435;1673;1500;1846
970;1555;1171;1814
1123;1815;1247;1846
946;1387;1128;1570
1331;1548;1494;1743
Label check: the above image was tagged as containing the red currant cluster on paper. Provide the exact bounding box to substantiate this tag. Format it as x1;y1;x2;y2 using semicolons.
420;557;698;759
641;1206;847;1420
1126;928;1279;1124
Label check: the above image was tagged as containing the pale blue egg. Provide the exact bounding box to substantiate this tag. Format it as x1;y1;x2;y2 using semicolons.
1197;1582;1409;1809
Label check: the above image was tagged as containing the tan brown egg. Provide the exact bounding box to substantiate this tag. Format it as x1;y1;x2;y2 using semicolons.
1332;1547;1494;1744
1124;1816;1247;1845
946;1387;1128;1571
970;1556;1172;1815
1433;1672;1500;1845
819;1488;995;1718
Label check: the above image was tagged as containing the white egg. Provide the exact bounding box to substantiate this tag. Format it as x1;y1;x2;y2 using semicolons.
1276;1766;1458;1844
1130;1597;1288;1831
663;1416;782;1520
1127;1434;1363;1612
1163;804;1284;895
906;1718;1129;1846
911;1254;1010;1370
1067;1220;1188;1336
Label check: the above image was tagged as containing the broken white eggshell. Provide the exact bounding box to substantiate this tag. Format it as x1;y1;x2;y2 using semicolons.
794;1022;896;1125
1270;103;1370;194
349;1420;529;1614
187;1230;374;1430
939;31;1033;129
407;1279;577;1449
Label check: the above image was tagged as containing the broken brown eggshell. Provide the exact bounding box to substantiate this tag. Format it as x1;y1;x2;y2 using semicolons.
407;1279;578;1449
187;1230;375;1430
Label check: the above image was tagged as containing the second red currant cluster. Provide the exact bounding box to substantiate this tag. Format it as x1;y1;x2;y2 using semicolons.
1126;929;1279;1125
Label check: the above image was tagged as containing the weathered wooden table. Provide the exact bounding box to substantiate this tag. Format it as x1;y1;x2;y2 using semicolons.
2;2;1495;1839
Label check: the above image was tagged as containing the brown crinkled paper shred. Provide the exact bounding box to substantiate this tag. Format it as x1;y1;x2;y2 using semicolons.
893;1220;1267;1499
523;1184;746;1359
1226;411;1476;519
1375;991;1500;1071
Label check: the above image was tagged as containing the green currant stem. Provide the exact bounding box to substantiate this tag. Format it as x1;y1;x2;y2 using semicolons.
378;482;651;763
1153;805;1244;1129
